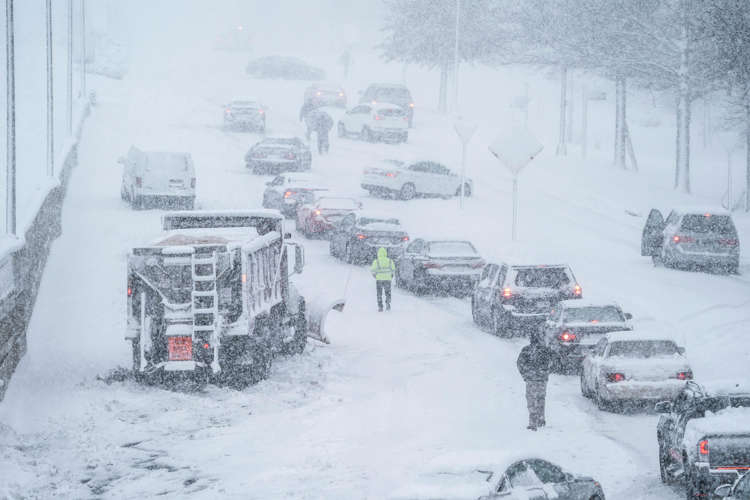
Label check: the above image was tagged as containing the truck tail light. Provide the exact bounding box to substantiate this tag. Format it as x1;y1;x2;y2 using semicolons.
502;287;512;299
699;439;709;455
606;372;625;383
559;331;576;342
167;336;193;361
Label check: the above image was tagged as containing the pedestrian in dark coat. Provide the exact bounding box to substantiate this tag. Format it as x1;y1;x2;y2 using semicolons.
312;110;333;154
516;329;554;430
300;100;316;140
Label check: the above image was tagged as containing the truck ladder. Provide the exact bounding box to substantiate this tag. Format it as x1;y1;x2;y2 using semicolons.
191;252;221;373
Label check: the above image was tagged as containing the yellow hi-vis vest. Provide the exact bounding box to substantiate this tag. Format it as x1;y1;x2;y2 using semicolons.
370;248;395;281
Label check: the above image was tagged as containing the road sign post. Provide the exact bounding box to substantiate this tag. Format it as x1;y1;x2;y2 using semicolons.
489;129;543;241
453;117;477;209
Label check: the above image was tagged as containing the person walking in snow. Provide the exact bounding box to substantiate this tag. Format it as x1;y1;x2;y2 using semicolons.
516;329;553;430
313;110;333;154
370;247;395;312
300;100;317;140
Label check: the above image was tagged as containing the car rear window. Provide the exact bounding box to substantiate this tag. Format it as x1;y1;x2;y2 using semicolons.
564;306;624;323
360;218;399;226
513;268;570;288
375;87;411;101
702;396;750;413
378;108;405;117
608;340;679;358
427;241;477;257
145;153;189;173
680;214;735;234
318;198;358;210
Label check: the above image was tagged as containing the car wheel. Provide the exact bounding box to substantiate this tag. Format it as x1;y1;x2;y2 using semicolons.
395;266;406;288
595;382;612;411
329;239;337;258
580;371;590;398
399;183;416;201
456;183;471;198
337;122;346;138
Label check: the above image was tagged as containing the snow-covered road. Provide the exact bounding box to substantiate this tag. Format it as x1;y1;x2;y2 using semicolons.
2;34;749;499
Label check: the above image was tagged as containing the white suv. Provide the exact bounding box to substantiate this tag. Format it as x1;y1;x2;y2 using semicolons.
361;159;472;201
119;147;196;210
337;102;408;143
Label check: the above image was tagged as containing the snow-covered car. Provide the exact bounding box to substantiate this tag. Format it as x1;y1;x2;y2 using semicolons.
245;55;325;80
656;381;750;499
544;300;633;374
361;159;473;200
359;82;415;127
641;207;740;274
472;264;582;337
337;102;408;143
715;471;750;500
119;146;196;210
329;211;409;265
396;239;484;296
245;137;312;174
304;82;346;108
580;331;692;411
390;454;606;500
262;173;327;218
223;98;266;131
295;196;362;238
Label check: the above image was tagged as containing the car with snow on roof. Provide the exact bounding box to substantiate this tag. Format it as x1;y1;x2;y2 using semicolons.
580;331;692;411
261;172;328;218
304;82;347;108
641;207;740;274
714;471;750;499
337;102;409;143
329;211;409;264
656;381;750;499
124;210;307;389
359;82;415;128
543;299;633;374
223;97;266;132
295;196;362;239
245;136;312;175
388;451;606;500
472;264;582;337
361;159;473;201
119;147;196;210
396;239;484;296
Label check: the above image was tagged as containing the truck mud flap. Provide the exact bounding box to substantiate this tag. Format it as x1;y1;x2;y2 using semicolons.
306;297;345;344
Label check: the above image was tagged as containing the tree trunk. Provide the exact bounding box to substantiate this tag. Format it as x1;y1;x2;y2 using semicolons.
438;64;448;114
674;5;691;193
614;76;627;169
746;101;750;211
556;65;567;156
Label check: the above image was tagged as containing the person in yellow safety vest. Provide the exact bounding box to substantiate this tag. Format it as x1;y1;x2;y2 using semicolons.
370;247;395;312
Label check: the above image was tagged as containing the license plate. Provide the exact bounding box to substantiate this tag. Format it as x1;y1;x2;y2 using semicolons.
168;336;192;361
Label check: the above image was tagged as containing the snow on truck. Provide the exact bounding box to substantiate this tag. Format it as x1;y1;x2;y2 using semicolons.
124;210;309;388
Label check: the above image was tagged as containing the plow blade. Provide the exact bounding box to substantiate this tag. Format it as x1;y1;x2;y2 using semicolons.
306;296;345;344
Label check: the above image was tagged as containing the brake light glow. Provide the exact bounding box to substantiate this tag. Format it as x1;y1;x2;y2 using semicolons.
357;234;367;240
719;238;738;246
284;190;295;198
225;108;231;114
314;209;321;216
203;343;210;349
409;102;414;108
673;235;695;243
502;287;512;299
699;439;709;455
385;172;398;178
402;236;409;241
167;336;192;361
375;115;382;120
127;287;132;297
676;371;693;380
259;109;264;114
559;331;576;342
135;176;142;187
606;372;625;383
573;284;582;296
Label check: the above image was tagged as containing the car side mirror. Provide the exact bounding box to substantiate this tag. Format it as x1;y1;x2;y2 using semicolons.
624;312;633;320
654;401;672;413
714;484;732;497
678;347;685;355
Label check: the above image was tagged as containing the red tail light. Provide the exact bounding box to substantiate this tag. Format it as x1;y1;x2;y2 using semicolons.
559;331;576;342
203;343;210;349
673;235;695;243
258;109;264;114
168;336;193;361
190;178;196;189
423;262;442;269
284;190;295;198
314;209;321;216
502;287;512;299
409;102;414;108
699;439;709;455
385;172;398;178
375;115;382;120
719;238;738;246
127;286;132;297
135;176;142;187
676;371;693;380
606;372;625;383
573;284;582;296
225;108;231;114
357;234;367;240
402;236;409;242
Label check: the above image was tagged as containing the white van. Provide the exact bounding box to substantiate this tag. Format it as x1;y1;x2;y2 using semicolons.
120;147;196;210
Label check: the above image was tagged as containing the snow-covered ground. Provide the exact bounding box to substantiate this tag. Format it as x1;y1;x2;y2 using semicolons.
2;3;750;499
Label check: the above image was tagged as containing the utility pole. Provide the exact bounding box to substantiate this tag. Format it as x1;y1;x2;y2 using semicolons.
67;0;73;134
452;0;460;113
80;0;86;96
5;0;16;235
46;0;54;178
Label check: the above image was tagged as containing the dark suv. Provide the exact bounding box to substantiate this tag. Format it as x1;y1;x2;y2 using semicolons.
642;208;740;273
359;83;415;127
472;264;582;337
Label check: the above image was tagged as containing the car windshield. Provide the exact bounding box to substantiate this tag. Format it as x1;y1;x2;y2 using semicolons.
702;395;750;413
256;147;292;156
607;340;679;358
679;214;735;234
232;101;258;108
360;218;399;226
427;241;477;257
564;306;624;323
378;108;404;117
513;268;570;288
374;87;411;102
318;198;358;210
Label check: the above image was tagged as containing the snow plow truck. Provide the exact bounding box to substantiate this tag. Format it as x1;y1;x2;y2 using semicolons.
125;210;307;388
